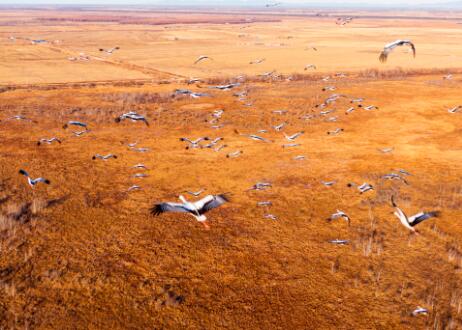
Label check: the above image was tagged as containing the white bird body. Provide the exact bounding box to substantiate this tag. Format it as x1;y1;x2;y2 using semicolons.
37;137;61;145
250;58;265;64
188;78;202;84
99;46;119;54
327;128;344;135
243;134;272;143
412;307;429;316
130;147;150;153
273;123;286;131
378;147;394;154
7;115;33;121
382;173;409;184
391;197;440;233
448;106;461;113
194;55;212;64
282;143;301;148
320;110;335;115
284;131;304;141
132;173;148;178
209;83;240;91
180;137;209;149
227;150;242;158
19;169;50;188
363;105;379;111
92;154;117;161
132;164;148;170
328;210;351;224
213;109;224;118
184;189;205;197
190;92;210;99
201;137;224;149
151;194;229;227
115;112;149;126
345;107;356;114
358;183;374;194
63;121;88;130
248;182;272;191
329;239;349;245
73;130;89;137
128;185;141;192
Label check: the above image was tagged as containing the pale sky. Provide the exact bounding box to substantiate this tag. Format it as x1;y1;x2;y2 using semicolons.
0;0;458;8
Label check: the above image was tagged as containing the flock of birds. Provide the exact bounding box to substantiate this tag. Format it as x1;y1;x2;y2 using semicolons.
13;42;439;238
192;38;416;69
4;13;450;320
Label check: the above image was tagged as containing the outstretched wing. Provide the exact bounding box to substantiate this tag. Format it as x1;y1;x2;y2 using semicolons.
19;169;29;177
379;49;390;63
34;178;50;185
194;56;210;64
197;194;230;214
150;202;190;216
406;41;416;57
391;197;414;231
408;211;440;227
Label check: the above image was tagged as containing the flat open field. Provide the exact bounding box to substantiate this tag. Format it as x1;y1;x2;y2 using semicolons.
1;9;462;84
1;8;462;329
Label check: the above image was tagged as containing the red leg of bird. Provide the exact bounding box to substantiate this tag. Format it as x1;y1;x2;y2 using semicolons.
202;222;210;230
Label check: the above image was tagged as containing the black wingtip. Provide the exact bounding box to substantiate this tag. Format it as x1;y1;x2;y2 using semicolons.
150;204;162;216
44;179;51;185
391;196;397;207
19;169;27;176
218;193;231;203
430;211;441;218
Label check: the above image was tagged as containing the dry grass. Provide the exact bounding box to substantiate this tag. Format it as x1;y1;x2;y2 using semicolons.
0;71;461;329
1;8;462;330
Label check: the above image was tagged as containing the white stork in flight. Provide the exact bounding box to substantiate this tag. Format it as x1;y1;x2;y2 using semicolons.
63;121;88;130
151;194;229;229
194;55;212;64
379;40;416;63
99;46;120;54
19;169;50;188
391;196;440;233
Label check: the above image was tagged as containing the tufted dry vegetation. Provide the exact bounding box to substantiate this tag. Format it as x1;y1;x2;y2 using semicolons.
1;7;462;330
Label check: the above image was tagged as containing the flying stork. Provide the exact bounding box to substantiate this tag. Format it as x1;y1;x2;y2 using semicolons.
379;40;416;63
391;196;440;233
151;194;229;229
